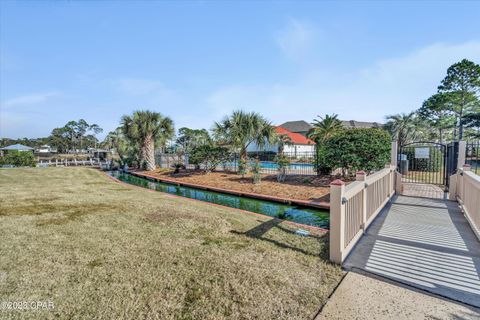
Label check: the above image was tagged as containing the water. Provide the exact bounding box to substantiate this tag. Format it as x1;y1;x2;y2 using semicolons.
225;161;314;170
108;171;329;229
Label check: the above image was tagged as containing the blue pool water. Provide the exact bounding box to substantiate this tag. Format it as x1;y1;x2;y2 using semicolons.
108;171;329;228
226;161;314;170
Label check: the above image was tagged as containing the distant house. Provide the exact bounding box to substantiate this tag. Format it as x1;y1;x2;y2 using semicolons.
278;120;312;137
279;119;384;137
0;144;34;157
247;126;316;156
36;145;57;154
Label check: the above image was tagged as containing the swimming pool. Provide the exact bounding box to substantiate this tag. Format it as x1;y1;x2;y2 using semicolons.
108;171;329;229
226;161;315;170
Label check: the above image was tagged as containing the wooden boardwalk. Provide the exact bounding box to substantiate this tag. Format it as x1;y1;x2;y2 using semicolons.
344;195;480;307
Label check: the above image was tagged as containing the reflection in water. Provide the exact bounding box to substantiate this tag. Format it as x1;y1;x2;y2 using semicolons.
108;171;329;229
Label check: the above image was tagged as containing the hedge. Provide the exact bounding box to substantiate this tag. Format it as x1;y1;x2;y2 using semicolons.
322;128;391;174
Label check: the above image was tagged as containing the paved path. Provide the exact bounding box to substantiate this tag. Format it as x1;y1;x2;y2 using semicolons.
401;182;446;199
317;271;480;320
344;195;480;307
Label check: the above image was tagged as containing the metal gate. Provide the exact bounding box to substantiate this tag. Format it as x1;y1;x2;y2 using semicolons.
398;142;454;191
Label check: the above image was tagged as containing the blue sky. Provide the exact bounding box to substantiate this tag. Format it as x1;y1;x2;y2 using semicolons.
1;1;479;139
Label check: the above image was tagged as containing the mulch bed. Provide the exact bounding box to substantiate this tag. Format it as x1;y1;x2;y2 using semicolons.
143;169;336;203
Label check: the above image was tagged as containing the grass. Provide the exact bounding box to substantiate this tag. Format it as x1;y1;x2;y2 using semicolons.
0;167;342;320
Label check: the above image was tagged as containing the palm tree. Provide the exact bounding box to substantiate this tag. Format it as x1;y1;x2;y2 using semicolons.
212;110;277;161
121;110;174;171
385;112;419;146
276;133;292;154
307;114;343;143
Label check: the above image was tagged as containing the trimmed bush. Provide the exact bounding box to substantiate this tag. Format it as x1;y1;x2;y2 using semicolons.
323;128;391;175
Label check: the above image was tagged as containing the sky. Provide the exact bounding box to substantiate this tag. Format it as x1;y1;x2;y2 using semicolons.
1;1;479;140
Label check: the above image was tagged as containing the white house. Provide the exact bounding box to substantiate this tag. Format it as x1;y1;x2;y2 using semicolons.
36;145;57;153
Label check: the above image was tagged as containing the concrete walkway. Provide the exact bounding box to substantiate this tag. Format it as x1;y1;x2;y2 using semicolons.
343;195;480;307
317;271;480;320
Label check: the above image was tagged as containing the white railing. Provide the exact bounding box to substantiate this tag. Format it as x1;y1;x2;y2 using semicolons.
450;165;480;240
37;158;111;168
330;165;396;264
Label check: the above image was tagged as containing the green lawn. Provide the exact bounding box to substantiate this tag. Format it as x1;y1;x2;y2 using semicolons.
0;168;342;320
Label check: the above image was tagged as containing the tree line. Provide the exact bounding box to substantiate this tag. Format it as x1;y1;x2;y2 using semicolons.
1;119;103;153
386;59;480;145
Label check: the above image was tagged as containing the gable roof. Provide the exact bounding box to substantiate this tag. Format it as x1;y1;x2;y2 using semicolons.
278;120;313;133
341;120;383;129
0;144;34;151
275;127;315;145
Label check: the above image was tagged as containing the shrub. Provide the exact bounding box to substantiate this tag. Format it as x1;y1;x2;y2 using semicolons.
323;128;391;176
275;154;290;182
250;159;261;184
238;158;248;177
0;151;36;167
314;146;333;175
189;144;230;173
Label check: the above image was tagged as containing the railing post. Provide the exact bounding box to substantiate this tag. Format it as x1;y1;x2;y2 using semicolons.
329;179;345;264
449;173;457;201
458;141;466;170
391;140;398;167
356;171;367;231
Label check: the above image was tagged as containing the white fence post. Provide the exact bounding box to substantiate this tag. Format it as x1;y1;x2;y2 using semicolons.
458;141;466;170
391;140;398;167
329;179;345;264
356;171;367;230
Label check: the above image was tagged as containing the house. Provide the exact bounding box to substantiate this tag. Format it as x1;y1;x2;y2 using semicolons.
247;126;316;156
278;120;312;137
279;119;384;137
36;145;57;154
0;144;34;155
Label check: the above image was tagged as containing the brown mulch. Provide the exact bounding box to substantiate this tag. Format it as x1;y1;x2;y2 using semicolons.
144;169;336;202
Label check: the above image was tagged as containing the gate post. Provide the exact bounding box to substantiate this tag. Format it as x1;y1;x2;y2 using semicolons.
457;141;466;170
329;179;345;264
391;140;398;167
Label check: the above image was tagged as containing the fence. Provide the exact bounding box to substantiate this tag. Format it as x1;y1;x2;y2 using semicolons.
329;164;396;264
450;165;480;240
37;158;111;169
466;141;480;175
155;151;317;176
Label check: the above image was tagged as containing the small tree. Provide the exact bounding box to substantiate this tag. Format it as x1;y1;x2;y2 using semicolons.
189;144;230;173
274;153;290;182
250;158;261;184
323;128;391;177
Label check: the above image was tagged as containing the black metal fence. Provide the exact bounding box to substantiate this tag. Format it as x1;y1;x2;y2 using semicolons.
466;141;480;175
398;142;447;188
155;151;318;176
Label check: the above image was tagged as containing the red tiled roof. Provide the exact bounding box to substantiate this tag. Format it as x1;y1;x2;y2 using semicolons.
275;126;316;145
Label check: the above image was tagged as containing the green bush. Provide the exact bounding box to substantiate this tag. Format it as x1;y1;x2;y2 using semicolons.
323;128;391;175
0;151;36;167
314;146;333;175
189;144;230;172
274;153;290;182
250;159;261;184
402;147;442;172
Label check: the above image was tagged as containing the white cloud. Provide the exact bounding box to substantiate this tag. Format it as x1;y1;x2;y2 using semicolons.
206;41;480;125
1;91;62;109
275;18;316;61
